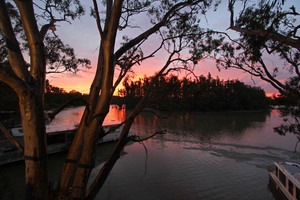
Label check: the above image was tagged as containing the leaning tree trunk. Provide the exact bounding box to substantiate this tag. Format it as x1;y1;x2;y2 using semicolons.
58;42;106;195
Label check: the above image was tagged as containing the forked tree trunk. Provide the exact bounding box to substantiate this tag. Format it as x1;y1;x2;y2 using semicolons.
59;43;106;195
59;1;123;198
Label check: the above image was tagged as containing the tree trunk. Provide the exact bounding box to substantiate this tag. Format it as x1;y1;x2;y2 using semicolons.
59;1;123;198
18;90;49;199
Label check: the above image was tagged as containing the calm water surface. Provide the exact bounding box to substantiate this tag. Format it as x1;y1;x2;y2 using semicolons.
1;106;299;200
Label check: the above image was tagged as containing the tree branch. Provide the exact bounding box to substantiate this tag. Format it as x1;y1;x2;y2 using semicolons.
0;0;29;82
114;0;204;60
258;57;286;90
112;36;165;95
14;0;46;90
92;0;104;39
40;19;65;41
228;0;300;52
229;26;300;51
0;67;28;94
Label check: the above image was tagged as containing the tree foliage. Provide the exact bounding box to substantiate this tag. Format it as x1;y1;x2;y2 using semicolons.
227;0;300;140
199;0;300;98
0;1;91;74
201;0;300;140
0;0;90;198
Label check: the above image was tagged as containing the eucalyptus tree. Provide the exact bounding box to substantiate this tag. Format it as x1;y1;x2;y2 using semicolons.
225;0;300;139
0;0;215;199
0;0;89;199
208;0;300;97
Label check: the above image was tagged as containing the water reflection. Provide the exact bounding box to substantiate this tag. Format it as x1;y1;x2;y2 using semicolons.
132;110;270;137
1;106;300;200
48;105;127;128
93;108;299;200
132;110;264;143
129;109;297;151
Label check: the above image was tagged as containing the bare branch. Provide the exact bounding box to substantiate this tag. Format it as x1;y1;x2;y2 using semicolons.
112;36;166;95
92;0;104;39
115;0;204;60
39;19;65;41
228;0;235;28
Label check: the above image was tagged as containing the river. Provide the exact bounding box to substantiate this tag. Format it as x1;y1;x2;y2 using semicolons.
1;106;299;200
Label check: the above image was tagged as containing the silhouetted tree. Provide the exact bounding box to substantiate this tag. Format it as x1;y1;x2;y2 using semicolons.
0;1;89;198
204;0;300;141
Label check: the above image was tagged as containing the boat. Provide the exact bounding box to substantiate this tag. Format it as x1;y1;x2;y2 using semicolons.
0;122;128;166
268;161;300;200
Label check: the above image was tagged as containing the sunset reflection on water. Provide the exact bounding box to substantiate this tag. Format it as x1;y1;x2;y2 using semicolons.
2;106;300;200
49;105;127;128
94;107;300;200
48;106;300;200
50;106;297;152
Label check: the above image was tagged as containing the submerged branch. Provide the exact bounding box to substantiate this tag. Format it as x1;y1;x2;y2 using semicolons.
0;123;24;152
129;130;166;142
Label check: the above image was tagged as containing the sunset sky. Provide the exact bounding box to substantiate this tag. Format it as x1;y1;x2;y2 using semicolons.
46;1;300;96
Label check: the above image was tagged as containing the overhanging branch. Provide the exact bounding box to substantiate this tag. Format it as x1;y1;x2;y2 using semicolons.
114;0;204;60
230;26;300;51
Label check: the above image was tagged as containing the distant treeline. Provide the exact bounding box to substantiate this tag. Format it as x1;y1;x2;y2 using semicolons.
117;74;270;111
0;75;274;113
44;80;88;109
0;80;87;112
